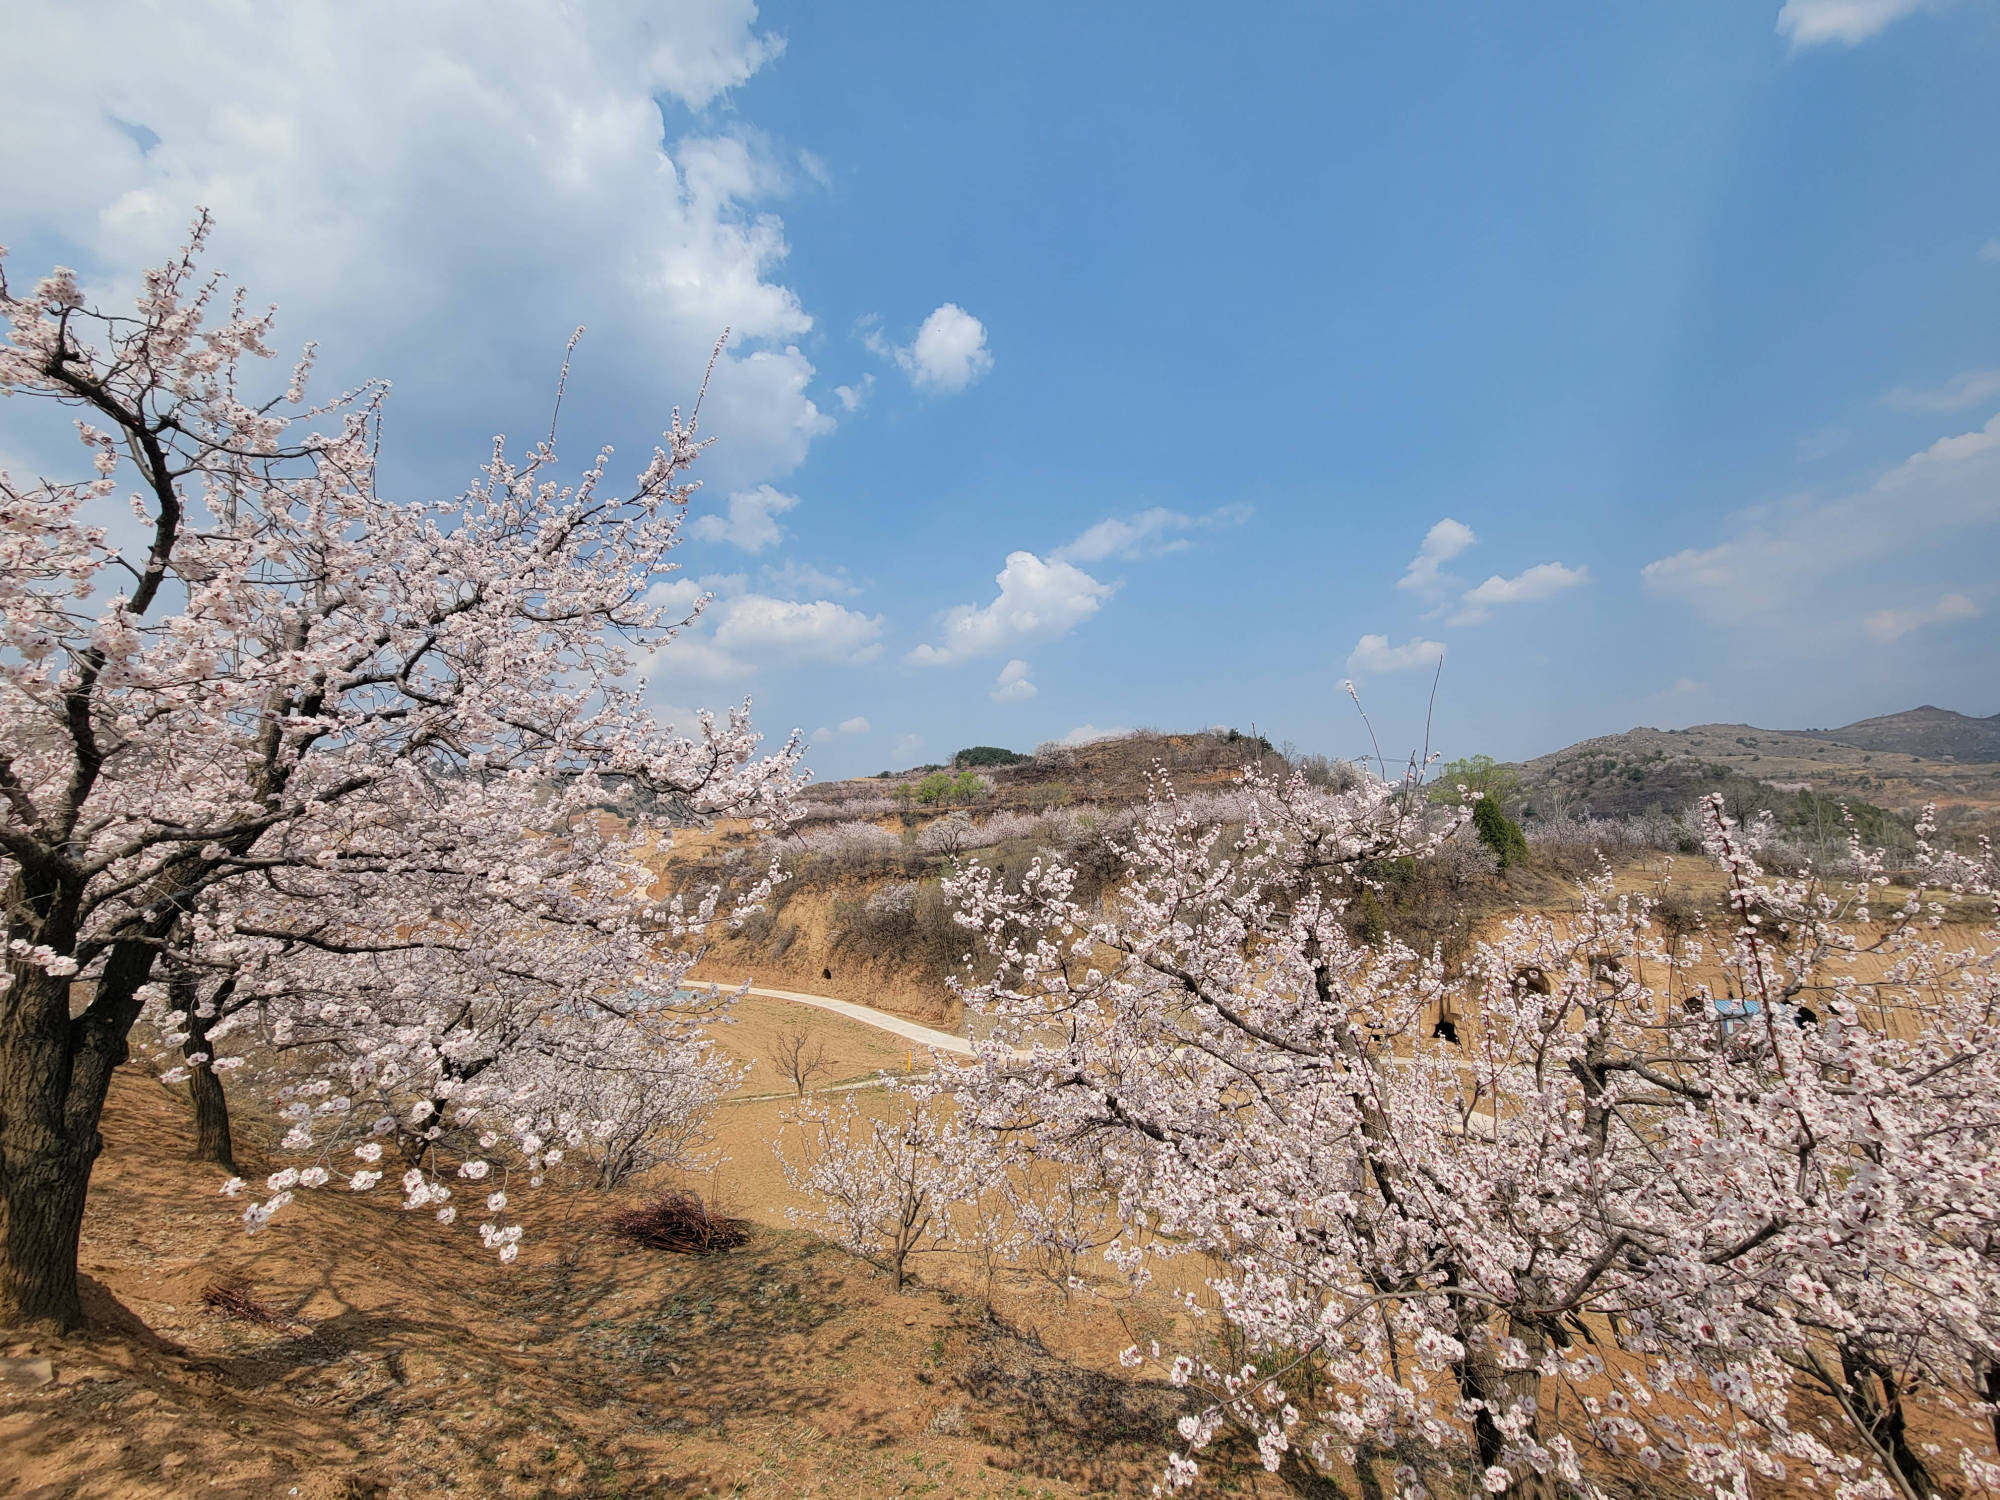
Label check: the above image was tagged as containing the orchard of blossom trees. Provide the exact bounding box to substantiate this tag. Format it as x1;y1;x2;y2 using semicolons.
907;766;2000;1499
0;218;799;1328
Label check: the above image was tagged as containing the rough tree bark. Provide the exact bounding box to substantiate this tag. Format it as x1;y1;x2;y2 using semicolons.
0;932;156;1329
1840;1345;1944;1500
174;969;236;1171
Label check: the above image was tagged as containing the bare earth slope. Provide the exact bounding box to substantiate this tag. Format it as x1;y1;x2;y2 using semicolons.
0;1071;1209;1500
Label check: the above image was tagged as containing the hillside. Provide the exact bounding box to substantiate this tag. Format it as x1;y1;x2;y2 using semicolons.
801;728;1278;820
1803;704;2000;762
1513;710;2000;834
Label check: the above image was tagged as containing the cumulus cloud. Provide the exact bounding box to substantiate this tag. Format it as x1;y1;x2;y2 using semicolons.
1450;562;1589;624
908;552;1114;665
645;575;884;680
891;733;925;762
1862;593;1980;642
1346;634;1447;676
1643;412;2000;627
833;376;874;413
712;595;884;666
1;2;834;494
1882;369;2000;414
1397;518;1478;599
881;303;993;393
689;484;800;553
1777;0;1929;47
1054;504;1252;564
989;659;1037;703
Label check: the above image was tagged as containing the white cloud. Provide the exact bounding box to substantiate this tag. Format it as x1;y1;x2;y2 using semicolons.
712;595;884;666
809;715;873;740
1882;369;2000;414
891;733;925;762
1397;518;1478;598
1054;504;1252;564
1346;634;1446;676
1450;561;1589;624
645;575;885;680
689;484;800;553
1982;240;2000;264
760;559;862;598
1862;592;1980;642
888;303;993;393
1777;0;1928;47
834;376;874;413
1643;412;2000;626
989;659;1037;703
1;2;834;494
908;551;1114;665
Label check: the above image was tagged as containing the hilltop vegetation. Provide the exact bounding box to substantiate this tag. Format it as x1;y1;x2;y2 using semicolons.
1511;708;2000;847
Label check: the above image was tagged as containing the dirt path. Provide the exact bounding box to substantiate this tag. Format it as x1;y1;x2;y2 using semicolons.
723;983;977;1055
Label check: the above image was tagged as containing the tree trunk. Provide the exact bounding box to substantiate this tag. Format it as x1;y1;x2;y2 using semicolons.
1985;1363;2000;1466
0;1123;97;1331
1841;1346;1944;1500
0;965;101;1330
1454;1315;1555;1499
185;1052;235;1169
175;972;236;1170
1;934;155;1330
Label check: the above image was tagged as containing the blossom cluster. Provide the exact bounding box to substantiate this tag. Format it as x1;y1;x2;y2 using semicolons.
927;763;1999;1498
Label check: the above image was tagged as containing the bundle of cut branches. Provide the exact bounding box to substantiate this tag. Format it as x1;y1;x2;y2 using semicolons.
609;1192;749;1254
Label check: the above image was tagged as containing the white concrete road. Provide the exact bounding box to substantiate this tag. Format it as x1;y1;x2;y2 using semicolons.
733;984;976;1057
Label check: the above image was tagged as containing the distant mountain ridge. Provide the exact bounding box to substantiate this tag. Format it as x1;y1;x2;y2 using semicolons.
1802;706;2000;763
1513;705;2000;833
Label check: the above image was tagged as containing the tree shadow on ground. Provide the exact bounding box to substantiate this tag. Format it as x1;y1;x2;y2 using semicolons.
956;1316;1196;1495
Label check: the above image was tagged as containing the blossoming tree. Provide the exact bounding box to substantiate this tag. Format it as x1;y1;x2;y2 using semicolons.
0;217;799;1328
941;767;1999;1498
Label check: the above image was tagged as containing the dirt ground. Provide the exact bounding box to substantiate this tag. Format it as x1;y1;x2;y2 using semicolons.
0;1062;1270;1500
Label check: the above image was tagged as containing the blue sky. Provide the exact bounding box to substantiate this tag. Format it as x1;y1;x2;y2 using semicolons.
5;0;1997;778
